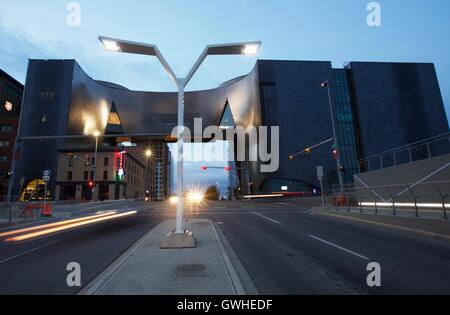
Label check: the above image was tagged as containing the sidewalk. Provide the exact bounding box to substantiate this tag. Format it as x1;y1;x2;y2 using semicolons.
313;207;450;240
81;219;246;295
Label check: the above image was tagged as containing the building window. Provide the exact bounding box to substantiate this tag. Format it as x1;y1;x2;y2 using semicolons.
69;157;74;167
40;91;54;101
90;171;94;180
67;171;73;181
0;125;12;133
0;155;7;163
104;157;109;167
0;141;10;147
103;171;108;180
84;171;88;180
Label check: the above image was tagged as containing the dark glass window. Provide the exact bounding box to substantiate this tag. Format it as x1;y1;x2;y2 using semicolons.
0;155;8;163
0;140;10;147
104;157;109;167
67;171;73;181
83;171;88;180
90;171;94;180
103;171;108;180
332;69;359;184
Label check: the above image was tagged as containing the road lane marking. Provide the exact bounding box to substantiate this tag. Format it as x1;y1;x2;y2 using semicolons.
253;212;282;224
309;235;369;260
0;240;59;264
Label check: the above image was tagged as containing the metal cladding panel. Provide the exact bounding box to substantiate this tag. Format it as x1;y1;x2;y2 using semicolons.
348;62;449;159
258;60;338;189
68;61;260;138
13;60;74;196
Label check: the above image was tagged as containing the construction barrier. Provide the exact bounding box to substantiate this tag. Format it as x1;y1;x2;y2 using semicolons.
20;203;52;218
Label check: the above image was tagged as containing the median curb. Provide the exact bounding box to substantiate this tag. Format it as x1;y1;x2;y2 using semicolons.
79;219;248;295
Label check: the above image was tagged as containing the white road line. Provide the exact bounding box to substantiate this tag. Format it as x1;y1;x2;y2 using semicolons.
0;240;59;264
253;212;282;224
309;235;369;260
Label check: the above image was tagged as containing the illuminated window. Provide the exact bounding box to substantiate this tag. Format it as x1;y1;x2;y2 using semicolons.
4;101;13;111
107;112;122;125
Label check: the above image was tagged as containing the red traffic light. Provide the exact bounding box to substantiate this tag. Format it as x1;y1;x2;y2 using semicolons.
201;166;208;171
88;181;94;189
332;148;339;160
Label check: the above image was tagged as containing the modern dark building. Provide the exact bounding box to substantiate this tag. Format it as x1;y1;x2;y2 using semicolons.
8;59;449;200
0;69;23;200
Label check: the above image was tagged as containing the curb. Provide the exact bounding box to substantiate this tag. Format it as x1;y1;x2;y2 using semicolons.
211;221;259;295
210;221;246;295
78;223;158;295
315;210;450;241
79;219;249;295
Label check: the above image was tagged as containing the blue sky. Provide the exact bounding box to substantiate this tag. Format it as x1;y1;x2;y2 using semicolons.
1;0;449;192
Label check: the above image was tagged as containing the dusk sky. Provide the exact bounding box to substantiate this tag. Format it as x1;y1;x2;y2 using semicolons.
1;0;449;192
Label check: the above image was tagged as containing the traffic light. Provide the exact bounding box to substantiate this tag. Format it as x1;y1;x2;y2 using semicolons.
88;181;94;189
332;148;339;160
339;165;346;173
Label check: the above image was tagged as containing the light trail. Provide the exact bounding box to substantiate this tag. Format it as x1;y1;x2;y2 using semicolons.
5;211;137;242
243;194;284;199
0;211;118;238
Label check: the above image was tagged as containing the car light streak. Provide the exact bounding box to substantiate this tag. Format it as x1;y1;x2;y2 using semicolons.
0;211;118;238
4;211;137;242
243;194;284;199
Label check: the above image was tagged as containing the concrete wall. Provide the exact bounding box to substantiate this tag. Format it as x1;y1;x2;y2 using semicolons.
354;153;450;203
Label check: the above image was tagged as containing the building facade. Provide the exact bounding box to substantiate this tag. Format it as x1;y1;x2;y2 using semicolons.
54;148;146;201
0;70;23;200
9;59;449;199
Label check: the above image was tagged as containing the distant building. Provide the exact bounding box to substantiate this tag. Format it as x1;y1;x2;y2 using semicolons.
0;69;23;200
54;148;146;201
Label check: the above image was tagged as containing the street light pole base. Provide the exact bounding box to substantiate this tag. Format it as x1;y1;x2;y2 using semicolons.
160;231;196;249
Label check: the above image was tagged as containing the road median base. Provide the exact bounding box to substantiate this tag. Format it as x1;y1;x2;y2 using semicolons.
314;208;450;240
80;219;244;295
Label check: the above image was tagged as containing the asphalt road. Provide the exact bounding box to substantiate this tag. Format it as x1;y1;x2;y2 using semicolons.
203;200;450;295
0;201;168;295
1;199;450;295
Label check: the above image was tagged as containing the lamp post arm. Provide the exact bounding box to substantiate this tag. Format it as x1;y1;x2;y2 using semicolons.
153;46;180;88
184;46;210;88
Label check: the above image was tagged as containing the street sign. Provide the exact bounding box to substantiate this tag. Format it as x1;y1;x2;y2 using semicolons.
42;169;51;182
317;166;324;181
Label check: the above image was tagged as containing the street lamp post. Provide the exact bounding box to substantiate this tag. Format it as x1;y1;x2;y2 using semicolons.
92;131;100;201
99;36;261;241
145;149;152;197
322;80;344;191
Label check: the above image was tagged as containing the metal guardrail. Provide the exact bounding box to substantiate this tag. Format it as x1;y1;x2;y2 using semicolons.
358;132;450;172
316;181;450;220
